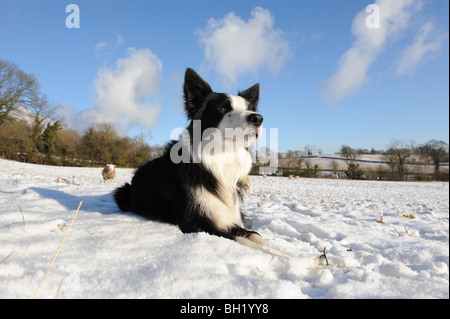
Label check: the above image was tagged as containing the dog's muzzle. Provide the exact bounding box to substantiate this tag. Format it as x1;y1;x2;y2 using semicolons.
247;113;263;127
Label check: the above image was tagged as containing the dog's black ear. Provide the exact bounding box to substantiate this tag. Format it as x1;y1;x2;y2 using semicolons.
239;84;260;112
183;68;212;119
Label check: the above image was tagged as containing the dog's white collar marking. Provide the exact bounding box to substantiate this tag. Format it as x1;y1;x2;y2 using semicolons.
226;94;248;112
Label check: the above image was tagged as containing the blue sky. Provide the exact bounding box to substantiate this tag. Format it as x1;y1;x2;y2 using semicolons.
0;0;448;154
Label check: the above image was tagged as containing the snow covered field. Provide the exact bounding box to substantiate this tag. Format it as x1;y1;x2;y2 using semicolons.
0;158;448;299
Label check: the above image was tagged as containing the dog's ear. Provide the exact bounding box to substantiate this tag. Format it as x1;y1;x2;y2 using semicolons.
239;84;260;112
183;68;212;119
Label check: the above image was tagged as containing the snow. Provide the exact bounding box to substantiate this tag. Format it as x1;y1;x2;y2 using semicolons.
0;158;448;299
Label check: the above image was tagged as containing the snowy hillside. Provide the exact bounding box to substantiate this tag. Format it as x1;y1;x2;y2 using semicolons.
0;158;448;299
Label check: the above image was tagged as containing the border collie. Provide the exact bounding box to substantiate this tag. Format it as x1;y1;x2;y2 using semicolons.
114;68;270;253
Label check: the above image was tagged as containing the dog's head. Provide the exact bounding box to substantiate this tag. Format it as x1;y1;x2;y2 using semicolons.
183;68;263;148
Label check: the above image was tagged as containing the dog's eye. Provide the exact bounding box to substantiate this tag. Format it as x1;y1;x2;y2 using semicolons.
219;106;228;113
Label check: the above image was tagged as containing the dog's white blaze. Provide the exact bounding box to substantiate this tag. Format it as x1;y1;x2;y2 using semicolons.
226;94;248;111
198;147;252;230
204;147;252;187
195;186;241;230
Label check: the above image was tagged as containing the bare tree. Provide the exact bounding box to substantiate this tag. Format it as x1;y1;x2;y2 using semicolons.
339;145;357;166
304;145;313;156
417;140;449;178
0;59;40;124
1;59;60;136
339;145;364;179
331;160;341;178
383;139;413;180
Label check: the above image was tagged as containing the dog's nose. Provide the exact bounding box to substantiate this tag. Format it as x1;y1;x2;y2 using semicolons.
247;113;263;127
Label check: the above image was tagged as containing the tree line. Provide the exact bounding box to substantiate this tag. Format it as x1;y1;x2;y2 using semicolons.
0;117;164;167
0;59;162;167
276;140;449;181
339;141;449;181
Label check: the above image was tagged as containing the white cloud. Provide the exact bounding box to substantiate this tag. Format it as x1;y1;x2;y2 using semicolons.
322;0;419;104
94;41;107;53
94;32;126;59
80;47;162;133
196;7;290;84
396;22;442;75
114;32;125;48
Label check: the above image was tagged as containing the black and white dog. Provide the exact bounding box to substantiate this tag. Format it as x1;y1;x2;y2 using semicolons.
114;68;270;252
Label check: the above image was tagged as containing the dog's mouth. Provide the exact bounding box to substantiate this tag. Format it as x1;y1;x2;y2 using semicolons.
243;130;259;142
240;128;260;147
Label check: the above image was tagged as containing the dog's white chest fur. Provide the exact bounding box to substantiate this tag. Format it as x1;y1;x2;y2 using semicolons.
195;148;252;230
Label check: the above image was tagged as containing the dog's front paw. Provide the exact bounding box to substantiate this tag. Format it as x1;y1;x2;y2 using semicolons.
247;233;269;247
